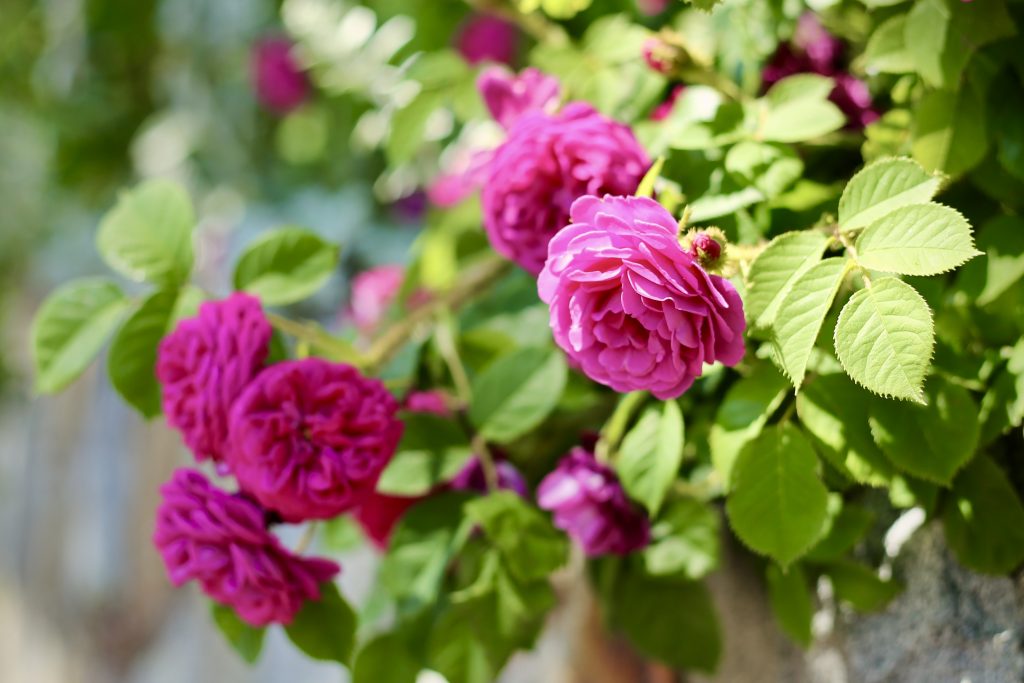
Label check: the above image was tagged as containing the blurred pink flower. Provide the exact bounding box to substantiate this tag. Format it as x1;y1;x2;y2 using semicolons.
153;469;339;626
349;265;404;333
478;66;561;130
650;85;685;121
637;0;670;15
538;448;650;556
251;37;310;114
456;14;519;65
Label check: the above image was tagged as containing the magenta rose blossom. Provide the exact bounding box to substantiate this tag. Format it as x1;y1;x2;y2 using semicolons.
251;37;310;114
456;14;519;65
538;448;650;556
452;457;529;498
156;293;271;464
483;103;650;275
539;195;746;399
153;469;339;626
226;358;403;522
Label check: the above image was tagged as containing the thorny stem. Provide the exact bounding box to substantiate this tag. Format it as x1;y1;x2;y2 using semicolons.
265;311;359;362
434;310;474;406
365;254;513;374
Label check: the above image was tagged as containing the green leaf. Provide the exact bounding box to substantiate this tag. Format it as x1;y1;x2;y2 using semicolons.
771;258;851;388
469;347;568;443
854;204;981;276
726;423;830;566
833;277;934;403
759;75;845;143
825;561;902;612
352;633;421;683
642;498;720;580
745;231;830;330
904;0;1016;89
96;179;194;287
108;287;203;418
806;503;874;562
724;141;803;199
616;400;685;516
211;603;265;664
232;227;339;306
465;491;569;582
766;563;813;647
838;157;942;232
376;412;472;496
863;15;916;75
516;0;593;19
912;86;988;178
31;278;130;394
943;455;1024;575
387;91;443;165
284;582;357;665
608;573;721;673
709;363;789;485
379;493;473;610
867;376;979;485
797;374;896;487
636;157;664;199
958;215;1024;306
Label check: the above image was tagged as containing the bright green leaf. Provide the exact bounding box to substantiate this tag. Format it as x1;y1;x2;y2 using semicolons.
465;491;569;582
211;603;265;664
838;157;942;232
724;141;804;199
233;227;339;306
284;582;357;665
806;503;875;562
833;277;934;403
863;15;915;75
470;347;568;443
616;400;685;516
726;424;830;566
855;204;981;276
643;498;720;580
759;75;845;143
31;278;129;394
96;179;194;287
943;455;1024;575
376;412;472;496
771;257;851;388
710;363;789;485
868;375;979;485
108;287;203;418
797;374;896;487
912;86;988;178
958;215;1024;306
745;231;831;330
516;0;592;19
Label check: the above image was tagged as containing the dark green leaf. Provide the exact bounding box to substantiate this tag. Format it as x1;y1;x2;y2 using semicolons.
353;632;421;683
469;347;568;443
825;560;902;612
211;603;265;664
643;498;721;580
465;491;569;582
284;582;357;665
377;412;472;496
766;563;813;646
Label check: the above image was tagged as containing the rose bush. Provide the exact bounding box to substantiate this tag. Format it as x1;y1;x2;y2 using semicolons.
28;0;1024;679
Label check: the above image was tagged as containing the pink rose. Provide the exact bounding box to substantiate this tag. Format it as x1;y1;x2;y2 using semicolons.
456;14;519;66
478;66;561;130
251;37;310;114
153;469;339;626
538;448;650;556
226;358;403;522
156;293;272;464
483;103;651;275
539;195;746;399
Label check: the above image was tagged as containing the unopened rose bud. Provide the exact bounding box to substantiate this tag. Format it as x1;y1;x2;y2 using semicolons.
681;228;727;270
642;34;688;76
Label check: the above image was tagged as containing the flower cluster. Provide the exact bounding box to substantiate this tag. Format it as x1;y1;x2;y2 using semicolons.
251;37;310;114
430;68;650;275
539;195;746;399
153;293;403;624
762;13;879;128
538;448;650;556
